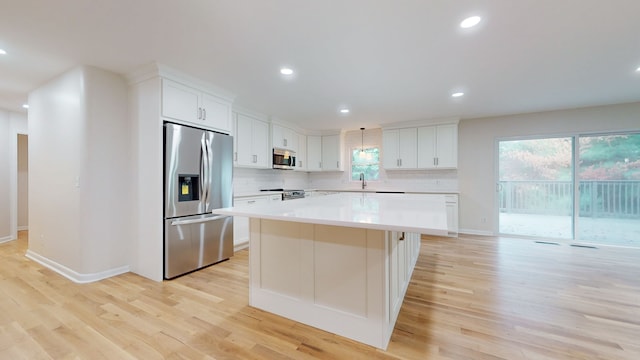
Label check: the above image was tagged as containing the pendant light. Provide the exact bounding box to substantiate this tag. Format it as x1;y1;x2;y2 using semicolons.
359;128;366;158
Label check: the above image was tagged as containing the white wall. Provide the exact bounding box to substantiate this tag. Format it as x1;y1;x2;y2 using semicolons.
27;65;131;282
0;110;10;242
308;128;459;192
127;75;163;281
458;101;640;235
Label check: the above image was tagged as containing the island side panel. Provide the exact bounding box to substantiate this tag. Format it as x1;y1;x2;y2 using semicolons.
248;218;391;349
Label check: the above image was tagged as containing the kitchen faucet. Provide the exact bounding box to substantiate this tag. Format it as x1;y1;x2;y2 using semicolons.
359;172;366;189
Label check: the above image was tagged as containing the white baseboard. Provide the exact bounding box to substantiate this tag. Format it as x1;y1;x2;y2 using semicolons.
17;226;29;231
234;240;249;252
25;250;130;284
0;235;13;244
458;228;494;236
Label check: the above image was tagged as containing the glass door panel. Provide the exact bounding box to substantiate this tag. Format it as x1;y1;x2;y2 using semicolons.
498;137;574;239
578;134;640;246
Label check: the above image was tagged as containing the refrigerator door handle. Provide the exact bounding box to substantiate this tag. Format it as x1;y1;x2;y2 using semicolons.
170;215;227;226
200;134;210;209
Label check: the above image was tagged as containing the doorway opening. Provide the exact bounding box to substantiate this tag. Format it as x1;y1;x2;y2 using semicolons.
17;134;28;234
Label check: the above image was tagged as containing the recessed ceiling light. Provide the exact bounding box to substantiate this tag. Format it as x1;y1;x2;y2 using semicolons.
280;67;294;75
451;92;465;98
460;16;481;28
636;66;640;72
0;49;7;55
22;104;29;109
340;108;350;114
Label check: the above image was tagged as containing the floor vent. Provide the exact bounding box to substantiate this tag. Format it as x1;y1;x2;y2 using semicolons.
534;241;561;246
570;244;598;249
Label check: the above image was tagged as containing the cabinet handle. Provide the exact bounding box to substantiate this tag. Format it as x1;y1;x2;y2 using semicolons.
203;108;206;120
248;200;256;204
234;152;237;161
396;159;399;167
253;155;257;163
284;138;287;147
336;161;340;168
299;160;302;167
399;232;405;241
198;107;202;119
319;161;322;169
399;158;402;167
436;157;439;166
433;157;436;166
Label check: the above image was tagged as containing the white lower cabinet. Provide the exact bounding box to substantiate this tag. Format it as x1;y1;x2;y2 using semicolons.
233;194;281;250
445;194;459;236
388;231;420;324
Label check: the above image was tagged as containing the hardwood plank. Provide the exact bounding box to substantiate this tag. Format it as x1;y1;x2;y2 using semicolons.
0;230;639;359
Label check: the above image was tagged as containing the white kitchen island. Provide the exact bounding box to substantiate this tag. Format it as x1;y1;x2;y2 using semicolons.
212;192;448;349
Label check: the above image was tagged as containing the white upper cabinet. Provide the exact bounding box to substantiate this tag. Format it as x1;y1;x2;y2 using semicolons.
234;112;270;168
382;128;418;169
417;123;458;169
307;135;323;171
295;133;307;171
271;124;297;151
162;79;232;133
321;134;343;171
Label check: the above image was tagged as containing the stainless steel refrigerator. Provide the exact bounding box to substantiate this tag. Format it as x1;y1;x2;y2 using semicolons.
164;122;234;279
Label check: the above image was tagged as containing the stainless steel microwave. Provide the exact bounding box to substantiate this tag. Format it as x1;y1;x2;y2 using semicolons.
273;148;296;170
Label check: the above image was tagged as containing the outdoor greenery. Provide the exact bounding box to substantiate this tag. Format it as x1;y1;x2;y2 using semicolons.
498;133;640;219
579;134;640;180
499;134;640;181
351;147;380;181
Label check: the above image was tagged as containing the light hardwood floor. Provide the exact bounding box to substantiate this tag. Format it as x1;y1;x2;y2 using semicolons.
1;231;639;359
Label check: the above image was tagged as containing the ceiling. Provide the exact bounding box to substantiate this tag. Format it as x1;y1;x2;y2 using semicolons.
1;0;639;130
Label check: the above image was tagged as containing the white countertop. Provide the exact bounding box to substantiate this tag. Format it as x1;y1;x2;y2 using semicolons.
307;188;459;194
214;192;448;235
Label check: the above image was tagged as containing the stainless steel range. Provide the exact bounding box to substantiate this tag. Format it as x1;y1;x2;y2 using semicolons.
261;189;305;200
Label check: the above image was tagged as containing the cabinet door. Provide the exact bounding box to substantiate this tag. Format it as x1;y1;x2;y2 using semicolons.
296;133;307;171
398;128;417;168
201;93;231;133
162;79;199;123
435;124;458;168
252;119;270;168
233;196;271;247
321;135;342;171
272;124;285;149
382;130;400;169
389;231;407;323
235;114;254;166
272;124;297;151
445;194;459;236
417;126;437;169
307;135;322;171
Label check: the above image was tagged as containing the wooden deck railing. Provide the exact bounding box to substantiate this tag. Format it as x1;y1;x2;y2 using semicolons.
498;180;640;218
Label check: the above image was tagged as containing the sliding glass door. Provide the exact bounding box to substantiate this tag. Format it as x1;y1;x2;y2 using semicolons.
577;134;640;247
498;133;640;247
498;137;574;239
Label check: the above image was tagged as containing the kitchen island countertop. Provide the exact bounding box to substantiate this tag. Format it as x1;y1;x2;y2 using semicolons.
214;192;448;235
